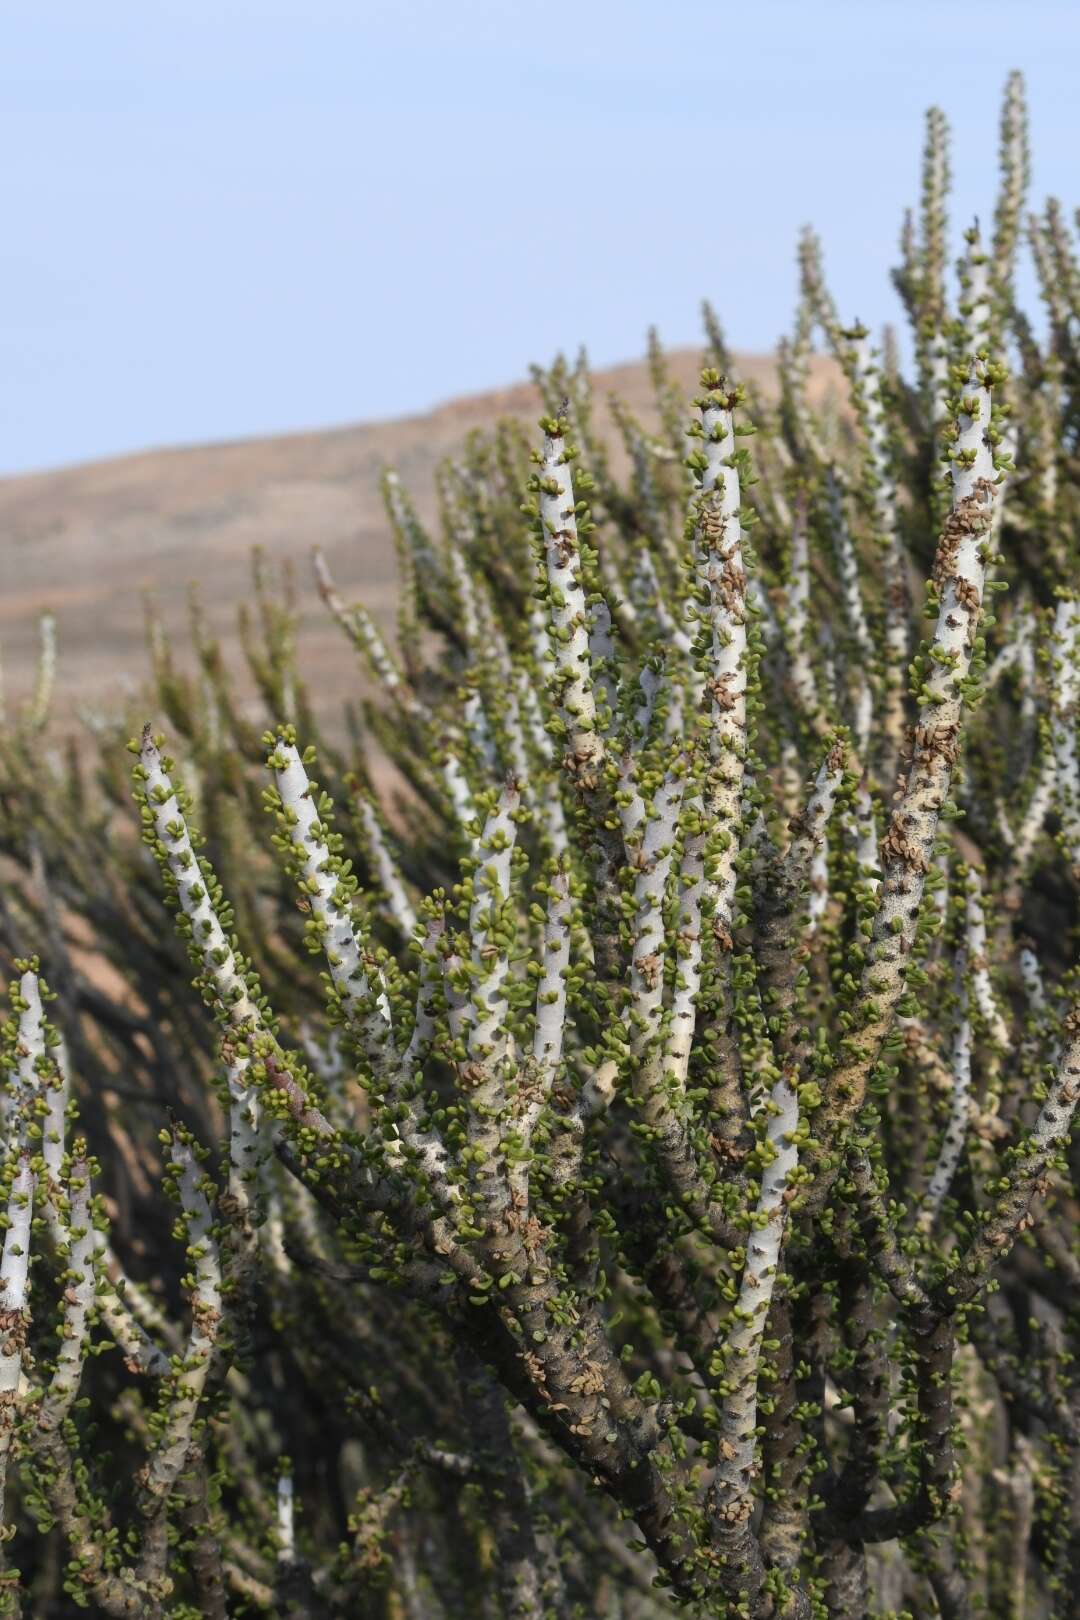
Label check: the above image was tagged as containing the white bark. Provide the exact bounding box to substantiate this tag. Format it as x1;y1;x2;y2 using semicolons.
268;740;394;1066
710;1072;800;1521
313;548;427;720
536;422;602;778
142;1134;222;1503
694;379;749;935
531;867;572;1082
466;782;520;1066
354;793;418;941
1050;597;1080;875
39;1162;97;1428
964;868;1010;1049
851;329;908;766
920;956;973;1226
139;729;263;1030
277;1470;296;1566
664;791;707;1094
785;497;819;721
0;1159;34;1522
620;758;687;1060
820;358;1001;1138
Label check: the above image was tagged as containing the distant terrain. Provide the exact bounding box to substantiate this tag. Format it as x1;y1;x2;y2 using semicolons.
0;350;839;727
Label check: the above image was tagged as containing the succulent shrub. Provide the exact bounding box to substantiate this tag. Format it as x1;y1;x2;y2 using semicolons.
0;68;1078;1620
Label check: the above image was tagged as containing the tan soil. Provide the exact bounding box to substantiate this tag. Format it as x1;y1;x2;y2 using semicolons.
0;349;840;730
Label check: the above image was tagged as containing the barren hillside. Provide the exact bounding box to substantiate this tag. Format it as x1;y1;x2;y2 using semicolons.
0;349;839;727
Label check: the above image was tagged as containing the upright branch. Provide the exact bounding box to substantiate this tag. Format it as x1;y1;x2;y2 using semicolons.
991;70;1030;320
687;371;751;940
919;109;951;410
0;69;1074;1620
265;732;395;1071
0;1160;33;1526
810;354;1006;1192
137;1129;222;1514
532;414;604;788
1050;596;1080;876
707;1068;800;1586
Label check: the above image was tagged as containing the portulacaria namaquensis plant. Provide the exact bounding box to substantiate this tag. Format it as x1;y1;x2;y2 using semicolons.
0;68;1078;1620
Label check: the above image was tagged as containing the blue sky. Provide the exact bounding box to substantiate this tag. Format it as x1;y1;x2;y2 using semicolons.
1;1;1075;474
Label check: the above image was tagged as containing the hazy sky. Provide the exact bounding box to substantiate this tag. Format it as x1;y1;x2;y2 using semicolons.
2;1;1075;474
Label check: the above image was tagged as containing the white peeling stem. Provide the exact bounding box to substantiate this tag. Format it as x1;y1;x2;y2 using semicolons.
522;693;569;858
632;662;662;749
536;424;603;781
39;1161;97;1429
277;1470;296;1565
850;783;880;890
808;842;830;930
762;741;847;990
7;968;54;1152
695;377;748;936
785;497;819;722
313;549;427;723
0;1158;34;1523
530;867;572;1091
268;741;394;1070
271;741;454;1198
920;956;973;1228
467;782;520;1068
440;745;477;834
520;709;569;852
664;790;707;1094
619;404;677;575
852;330;908;773
41;1035;69;1197
140;733;374;1216
798;226;843;352
1004;753;1054;895
442;495;482;646
919;109;950;422
620;759;687;1072
463;784;521;1204
588;595;619;741
140;729;262;1031
827;469;874;663
24;611;56;733
354;795;417;941
473;602;530;786
143;727;281;1232
19;971;171;1376
1050;597;1080;876
402;914;444;1075
709;1070;799;1526
518;599;570;857
958;225;992;358
1016;601;1037;731
1019;942;1047;1025
787;744;847;884
632;548;695;667
954;991;1080;1302
816;358;1001;1152
827;469;876;751
228;1052;264;1224
142;1135;222;1506
992;71;1028;297
385;469;442;587
964;868;1010;1050
463;684;499;777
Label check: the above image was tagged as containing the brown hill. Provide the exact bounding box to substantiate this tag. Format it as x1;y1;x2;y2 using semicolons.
0;350;839;728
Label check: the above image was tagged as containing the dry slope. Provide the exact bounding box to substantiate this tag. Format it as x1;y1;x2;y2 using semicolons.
0;349;838;726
